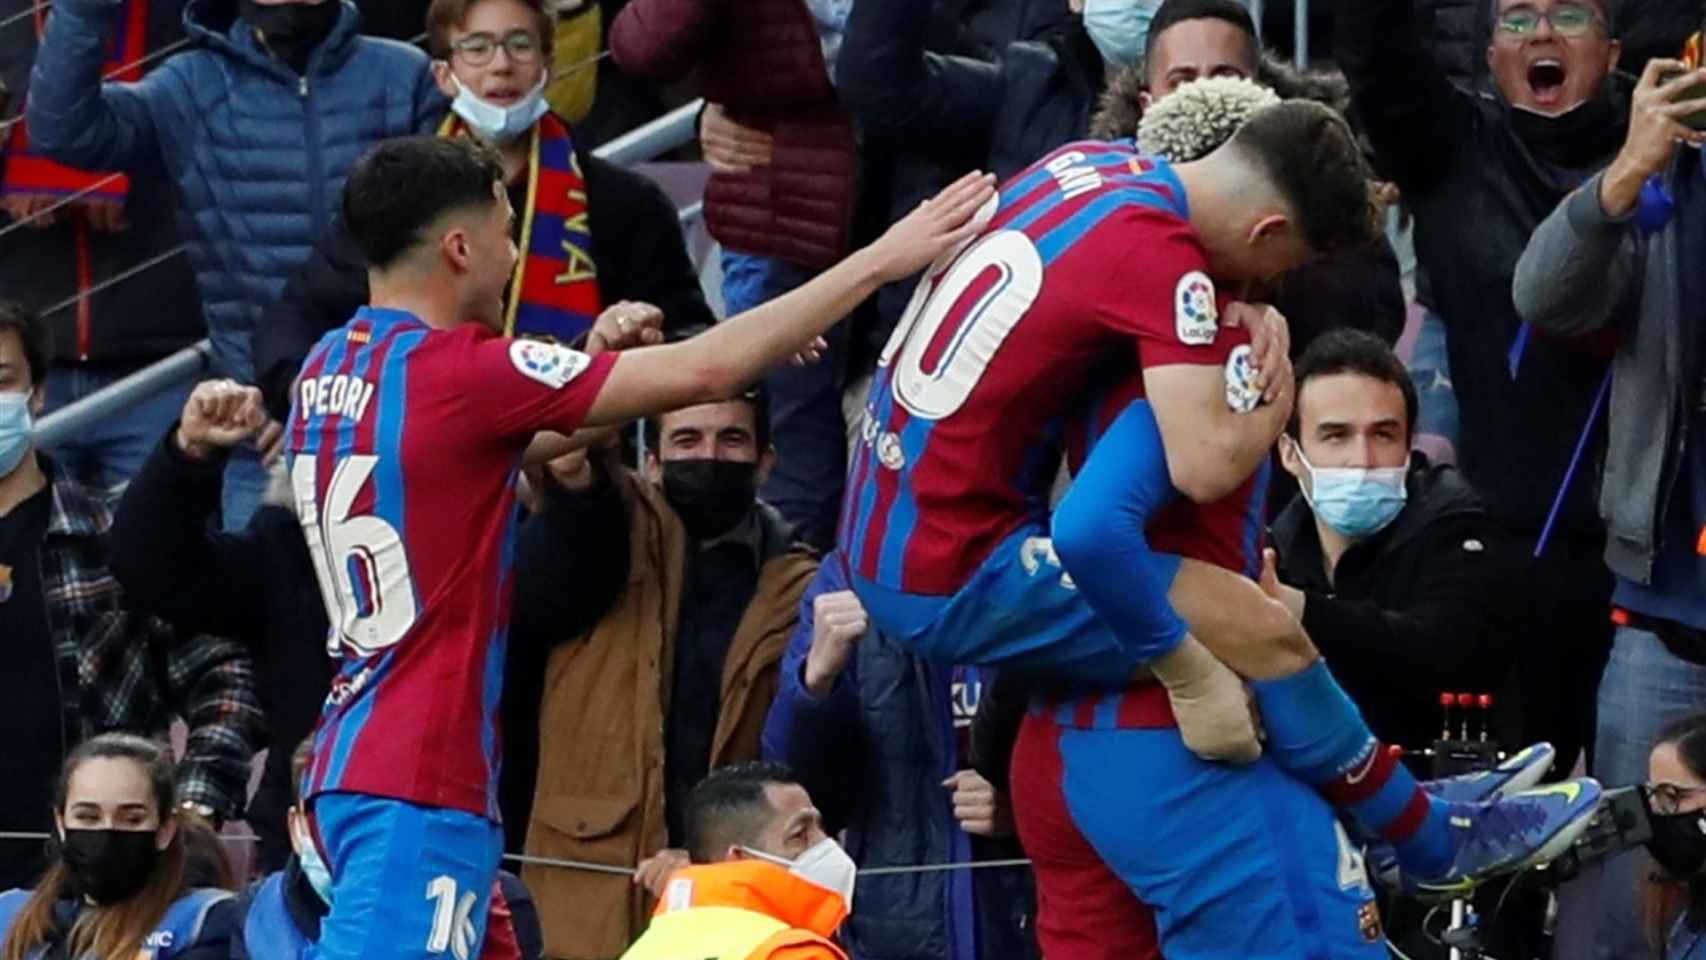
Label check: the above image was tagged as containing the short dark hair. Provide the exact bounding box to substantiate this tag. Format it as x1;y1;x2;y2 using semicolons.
0;300;49;389
1289;328;1418;439
644;326;772;451
1144;0;1260;65
342;136;506;270
1228;100;1380;256
427;0;556;60
684;762;796;864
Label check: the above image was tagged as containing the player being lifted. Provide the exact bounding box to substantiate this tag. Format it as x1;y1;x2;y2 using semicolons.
282;136;994;960
839;101;1600;958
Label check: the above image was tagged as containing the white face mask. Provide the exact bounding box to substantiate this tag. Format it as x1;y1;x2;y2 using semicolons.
449;72;549;144
742;838;857;908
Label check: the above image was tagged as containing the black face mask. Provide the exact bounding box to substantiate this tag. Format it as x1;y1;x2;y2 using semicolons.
60;828;160;905
1507;82;1628;169
662;459;758;540
1650;809;1706;880
240;0;341;74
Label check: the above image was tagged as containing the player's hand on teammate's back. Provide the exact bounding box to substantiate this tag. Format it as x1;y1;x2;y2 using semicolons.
1150;636;1263;764
865;171;998;284
175;378;269;462
634;847;690;898
1257;548;1306;622
944;770;1015;837
804;590;867;697
1219;301;1290;404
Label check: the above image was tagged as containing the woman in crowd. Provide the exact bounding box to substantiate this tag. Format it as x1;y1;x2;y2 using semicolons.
1647;714;1706;959
0;733;238;960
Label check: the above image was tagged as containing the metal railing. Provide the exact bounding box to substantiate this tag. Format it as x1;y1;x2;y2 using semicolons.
31;98;706;446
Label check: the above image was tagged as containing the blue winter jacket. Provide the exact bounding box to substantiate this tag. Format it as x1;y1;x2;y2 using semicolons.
762;557;1039;960
26;0;445;380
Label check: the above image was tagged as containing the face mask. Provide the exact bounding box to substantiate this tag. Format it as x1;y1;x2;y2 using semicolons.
743;838;858;908
0;392;31;478
1507;82;1625;168
1294;447;1408;539
450;74;550;145
241;0;341;74
291;813;334;905
60;828;160;905
1650;809;1706;879
661;459;758;540
1082;0;1157;70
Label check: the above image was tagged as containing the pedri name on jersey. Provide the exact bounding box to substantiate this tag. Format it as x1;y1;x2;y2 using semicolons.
297;373;377;424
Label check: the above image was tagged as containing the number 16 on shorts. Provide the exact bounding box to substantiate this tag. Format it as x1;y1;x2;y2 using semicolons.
426;875;480;960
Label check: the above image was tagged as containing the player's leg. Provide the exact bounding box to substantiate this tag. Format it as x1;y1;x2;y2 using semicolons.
1010;713;1162;960
1038;715;1389;960
1054;399;1603;889
308;792;504;960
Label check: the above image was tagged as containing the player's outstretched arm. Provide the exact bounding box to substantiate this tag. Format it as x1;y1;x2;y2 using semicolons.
1144;303;1294;503
579;171;996;427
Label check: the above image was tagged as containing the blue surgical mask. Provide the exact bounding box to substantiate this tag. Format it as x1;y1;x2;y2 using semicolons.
450;74;550;145
1082;0;1159;70
0;391;32;478
1295;447;1408;539
292;814;334;905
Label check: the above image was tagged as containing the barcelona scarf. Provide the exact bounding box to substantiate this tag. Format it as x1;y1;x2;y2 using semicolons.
437;111;602;342
0;0;146;202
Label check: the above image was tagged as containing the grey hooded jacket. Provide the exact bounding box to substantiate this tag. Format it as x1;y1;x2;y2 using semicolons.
1512;154;1699;584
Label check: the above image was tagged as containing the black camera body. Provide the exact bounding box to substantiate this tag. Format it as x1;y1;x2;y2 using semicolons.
1542;786;1655;884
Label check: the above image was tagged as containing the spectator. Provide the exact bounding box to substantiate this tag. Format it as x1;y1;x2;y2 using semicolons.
231;740;546;960
0;303;262;892
0;0;203;492
762;562;1040;960
609;0;860;551
26;0;445;528
510;385;818;960
1512;50;1706;960
1644;713;1706;960
178;812;239;892
107;378;331;873
1262;329;1517;759
0;733;239;960
617;762;850;960
1338;0;1631;786
253;0;711;423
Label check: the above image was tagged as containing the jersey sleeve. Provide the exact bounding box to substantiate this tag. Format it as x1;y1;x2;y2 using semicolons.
1096;214;1243;369
459;334;620;438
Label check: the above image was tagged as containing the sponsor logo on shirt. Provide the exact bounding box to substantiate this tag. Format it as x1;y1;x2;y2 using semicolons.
1175;271;1218;345
509;339;591;390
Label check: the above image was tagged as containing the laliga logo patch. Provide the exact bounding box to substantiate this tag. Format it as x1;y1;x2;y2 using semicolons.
509;339;591;390
1224;345;1262;413
1174;271;1218;345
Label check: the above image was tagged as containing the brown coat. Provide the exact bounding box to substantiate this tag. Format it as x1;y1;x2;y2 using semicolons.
521;469;819;959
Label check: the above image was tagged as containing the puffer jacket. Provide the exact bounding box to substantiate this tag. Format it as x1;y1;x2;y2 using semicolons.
26;0;445;381
608;0;856;268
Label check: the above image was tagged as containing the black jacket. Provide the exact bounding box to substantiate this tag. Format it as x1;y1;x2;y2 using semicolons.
836;0;1099;359
109;433;328;872
1269;457;1520;758
0;0;204;366
252;143;713;421
1338;0;1627;539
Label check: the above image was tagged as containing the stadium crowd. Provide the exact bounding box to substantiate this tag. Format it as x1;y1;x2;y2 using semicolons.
2;0;1706;957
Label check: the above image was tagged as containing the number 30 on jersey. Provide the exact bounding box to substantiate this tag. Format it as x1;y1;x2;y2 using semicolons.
880;229;1043;421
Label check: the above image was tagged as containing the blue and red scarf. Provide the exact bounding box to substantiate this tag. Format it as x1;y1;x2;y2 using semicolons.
438;111;602;342
1;0;146;203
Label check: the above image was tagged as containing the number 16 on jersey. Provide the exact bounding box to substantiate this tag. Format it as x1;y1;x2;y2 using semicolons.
291;453;420;657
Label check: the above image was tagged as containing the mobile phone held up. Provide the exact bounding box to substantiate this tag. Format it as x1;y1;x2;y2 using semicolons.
1661;69;1706;132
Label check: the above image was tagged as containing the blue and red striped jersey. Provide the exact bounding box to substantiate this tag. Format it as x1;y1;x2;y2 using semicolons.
841;141;1254;595
286;307;616;819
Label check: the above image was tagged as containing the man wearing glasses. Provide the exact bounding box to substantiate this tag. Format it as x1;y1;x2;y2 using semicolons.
1337;0;1629;946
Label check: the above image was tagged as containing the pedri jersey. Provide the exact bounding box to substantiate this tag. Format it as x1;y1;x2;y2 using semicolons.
841;141;1250;595
286;306;617;820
